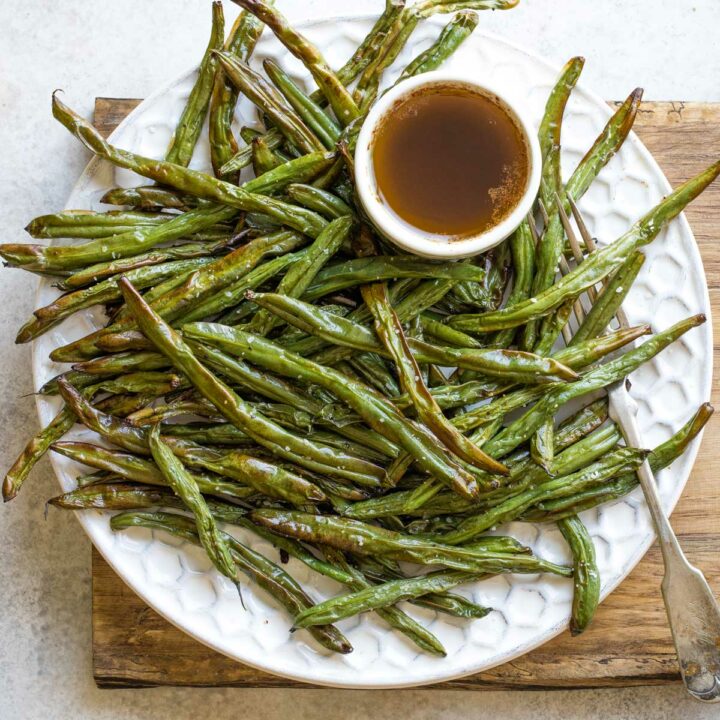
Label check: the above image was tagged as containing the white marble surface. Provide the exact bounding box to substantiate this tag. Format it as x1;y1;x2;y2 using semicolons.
1;1;719;718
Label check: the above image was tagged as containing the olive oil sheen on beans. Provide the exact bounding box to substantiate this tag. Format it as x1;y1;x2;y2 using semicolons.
372;85;530;238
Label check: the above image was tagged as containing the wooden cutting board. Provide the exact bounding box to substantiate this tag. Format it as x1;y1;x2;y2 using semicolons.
91;97;720;689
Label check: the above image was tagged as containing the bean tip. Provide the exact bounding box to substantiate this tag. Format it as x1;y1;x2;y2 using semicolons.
2;479;17;503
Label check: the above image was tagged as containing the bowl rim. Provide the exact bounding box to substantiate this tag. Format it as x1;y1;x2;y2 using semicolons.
354;70;542;259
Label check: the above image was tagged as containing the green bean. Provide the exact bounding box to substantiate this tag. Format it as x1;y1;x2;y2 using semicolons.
164;2;225;166
399;588;490;619
85;371;184;397
352;1;515;114
60;236;233;289
293;568;488;629
467;417;503;447
131;399;312;434
484;315;704;458
188;342;398;460
74;470;119;487
166;439;327;506
571;252;645;345
525;403;714;523
449;161;720;333
528;89;644;349
249;291;579;383
289;279;455;361
55;379;149;455
362;281;509;474
489;89;643;345
558;515;600;635
310;0;406;107
155;423;251;447
236;520;354;584
397;10;478;82
215;53;324;154
440;422;622;520
48;483;250;524
251;136;281;175
244;150;339;194
568;88;644;209
534;299;574;356
50;441;254;501
148;424;238;580
264;59;341;149
396;380;499;412
492;223;536;348
360;278;451;326
3;408;77;502
232;0;361;124
184;322;489;499
304;432;386;466
71;351;170;376
247;216;352;336
118;279;385;485
180;250;304;324
344;480;444;521
303;257;483;301
218;129;285;176
554;398;609;448
47;95;328;237
329;548;450;655
530;419;555;474
286;184;353;220
250;509;572;576
552;323;650;369
414;0;519;16
438;447;647;545
209;8;265;176
349;419;620;521
1;204;237;273
50;231;303;362
111;511;352;654
49;483;175;511
25;210;172;239
449;324;648;433
347;352;401;397
16;258;214;343
100;186;208;211
418;312;482;348
539;57;585;212
353;10;420;113
2;373;166;502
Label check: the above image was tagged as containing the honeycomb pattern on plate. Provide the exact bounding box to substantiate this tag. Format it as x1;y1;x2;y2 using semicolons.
32;16;712;687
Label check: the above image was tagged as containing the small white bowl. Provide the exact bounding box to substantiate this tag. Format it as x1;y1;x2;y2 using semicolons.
354;71;541;259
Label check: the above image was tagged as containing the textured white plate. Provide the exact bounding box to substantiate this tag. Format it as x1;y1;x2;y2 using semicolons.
32;15;712;688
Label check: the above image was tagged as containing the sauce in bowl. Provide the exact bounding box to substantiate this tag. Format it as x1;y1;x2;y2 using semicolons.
371;85;530;239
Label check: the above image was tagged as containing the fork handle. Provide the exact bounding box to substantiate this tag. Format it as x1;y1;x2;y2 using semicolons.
661;552;720;702
609;384;720;702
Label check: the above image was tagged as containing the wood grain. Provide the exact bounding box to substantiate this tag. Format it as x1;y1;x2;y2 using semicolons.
91;99;720;689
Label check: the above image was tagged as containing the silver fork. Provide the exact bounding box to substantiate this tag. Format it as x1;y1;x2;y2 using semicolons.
557;195;720;703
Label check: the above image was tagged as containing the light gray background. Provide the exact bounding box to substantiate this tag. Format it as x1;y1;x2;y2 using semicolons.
1;1;718;718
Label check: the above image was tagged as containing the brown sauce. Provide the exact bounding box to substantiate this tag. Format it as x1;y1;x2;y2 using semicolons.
372;84;530;238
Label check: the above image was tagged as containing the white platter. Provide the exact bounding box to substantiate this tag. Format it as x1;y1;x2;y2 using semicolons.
32;14;712;688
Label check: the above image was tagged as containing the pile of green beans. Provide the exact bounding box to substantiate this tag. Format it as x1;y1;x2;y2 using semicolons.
1;0;715;658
